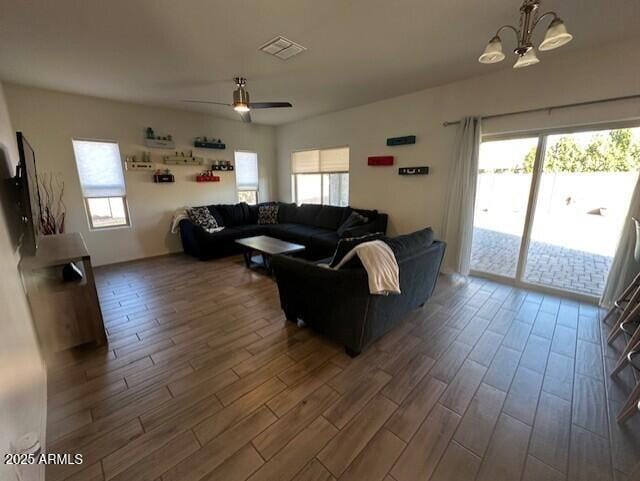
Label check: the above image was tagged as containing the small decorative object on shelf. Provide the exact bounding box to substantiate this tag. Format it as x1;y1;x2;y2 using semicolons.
368;156;394;166
210;159;234;171
196;170;221;182
153;169;175;183
398;166;429;175
125;151;154;171
163;150;204;166
144;127;175;149
194;136;226;150
387;135;416;146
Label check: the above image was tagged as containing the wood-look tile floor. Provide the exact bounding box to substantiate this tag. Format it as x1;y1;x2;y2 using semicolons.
46;254;640;481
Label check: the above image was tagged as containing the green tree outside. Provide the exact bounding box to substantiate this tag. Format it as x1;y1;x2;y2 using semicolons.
521;128;640;173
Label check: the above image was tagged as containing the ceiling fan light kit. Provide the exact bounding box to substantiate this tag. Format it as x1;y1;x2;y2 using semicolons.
479;0;573;68
182;77;293;123
232;77;251;112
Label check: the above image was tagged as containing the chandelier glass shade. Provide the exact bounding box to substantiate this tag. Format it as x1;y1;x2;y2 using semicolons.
479;0;573;68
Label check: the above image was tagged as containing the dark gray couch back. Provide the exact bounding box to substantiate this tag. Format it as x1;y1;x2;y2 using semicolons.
201;201;387;233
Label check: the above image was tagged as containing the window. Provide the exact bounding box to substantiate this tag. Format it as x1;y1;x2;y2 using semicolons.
72;139;129;229
291;147;349;206
235;151;259;205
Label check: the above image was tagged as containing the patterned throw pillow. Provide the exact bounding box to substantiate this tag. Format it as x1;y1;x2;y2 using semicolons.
187;206;219;230
258;204;279;225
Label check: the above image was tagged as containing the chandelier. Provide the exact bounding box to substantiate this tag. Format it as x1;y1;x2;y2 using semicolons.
479;0;573;69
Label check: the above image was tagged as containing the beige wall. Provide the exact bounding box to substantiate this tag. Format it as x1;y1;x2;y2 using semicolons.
276;40;640;270
0;81;46;481
4;85;278;266
4;41;640;271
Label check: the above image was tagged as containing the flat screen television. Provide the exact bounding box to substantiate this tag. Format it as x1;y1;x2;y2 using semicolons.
15;131;42;256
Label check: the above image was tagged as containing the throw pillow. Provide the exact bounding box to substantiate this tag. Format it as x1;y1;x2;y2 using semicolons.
258;204;279;225
187;206;219;231
329;232;384;268
337;211;369;237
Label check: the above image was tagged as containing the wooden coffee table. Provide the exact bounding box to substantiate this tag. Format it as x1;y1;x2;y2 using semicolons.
235;235;305;274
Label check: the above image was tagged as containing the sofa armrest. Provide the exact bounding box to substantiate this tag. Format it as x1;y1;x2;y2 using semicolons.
179;219;205;258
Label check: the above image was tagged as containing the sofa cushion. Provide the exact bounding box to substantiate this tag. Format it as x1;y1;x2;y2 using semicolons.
329;232;385;268
200;206;223;226
278;203;298;223
258;204;279;224
216;203;251;226
292;204;323;226
247;204;259;224
314;205;348;230
233;224;269;237
201;227;244;243
384;227;434;260
307;232;340;253
267;224;330;245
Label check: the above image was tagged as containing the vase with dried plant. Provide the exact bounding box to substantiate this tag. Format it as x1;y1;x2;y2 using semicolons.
38;173;66;235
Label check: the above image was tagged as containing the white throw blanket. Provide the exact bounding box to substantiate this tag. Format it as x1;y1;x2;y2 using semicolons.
333;240;401;295
170;208;225;234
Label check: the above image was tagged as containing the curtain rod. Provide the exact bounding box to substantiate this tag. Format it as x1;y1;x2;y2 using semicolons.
442;93;640;127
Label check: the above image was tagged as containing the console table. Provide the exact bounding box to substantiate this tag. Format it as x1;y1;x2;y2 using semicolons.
20;232;106;358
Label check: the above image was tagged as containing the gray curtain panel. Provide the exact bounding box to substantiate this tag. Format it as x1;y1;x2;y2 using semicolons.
600;175;640;307
440;116;482;275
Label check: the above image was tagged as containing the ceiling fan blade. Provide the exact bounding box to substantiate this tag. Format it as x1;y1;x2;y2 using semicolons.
239;111;252;123
181;99;231;106
249;102;293;109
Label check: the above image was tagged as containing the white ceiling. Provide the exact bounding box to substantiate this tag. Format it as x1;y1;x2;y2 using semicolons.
0;0;638;125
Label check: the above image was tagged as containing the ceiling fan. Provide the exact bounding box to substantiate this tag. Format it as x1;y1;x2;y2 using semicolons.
182;77;292;123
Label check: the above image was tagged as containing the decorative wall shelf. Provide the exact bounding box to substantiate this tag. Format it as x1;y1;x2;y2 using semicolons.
145;138;175;149
126;161;154;171
399;166;429;176
196;174;221;182
368;156;394;166
387;135;416;146
163;155;204;166
194;140;226;150
153;173;175;183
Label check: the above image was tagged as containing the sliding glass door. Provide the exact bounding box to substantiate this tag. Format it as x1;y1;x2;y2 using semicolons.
471;137;539;278
471;124;640;299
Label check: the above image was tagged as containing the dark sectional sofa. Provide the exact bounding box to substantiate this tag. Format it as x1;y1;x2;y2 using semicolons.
179;202;388;260
272;228;446;356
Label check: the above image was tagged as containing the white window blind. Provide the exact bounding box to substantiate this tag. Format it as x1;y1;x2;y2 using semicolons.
235;151;259;190
292;150;320;173
292;147;348;173
72;139;126;197
319;147;349;172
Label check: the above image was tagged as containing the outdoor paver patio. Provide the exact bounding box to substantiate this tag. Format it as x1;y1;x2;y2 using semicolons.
470;227;611;297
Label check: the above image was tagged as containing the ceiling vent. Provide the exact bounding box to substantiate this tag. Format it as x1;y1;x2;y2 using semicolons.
260;36;306;60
